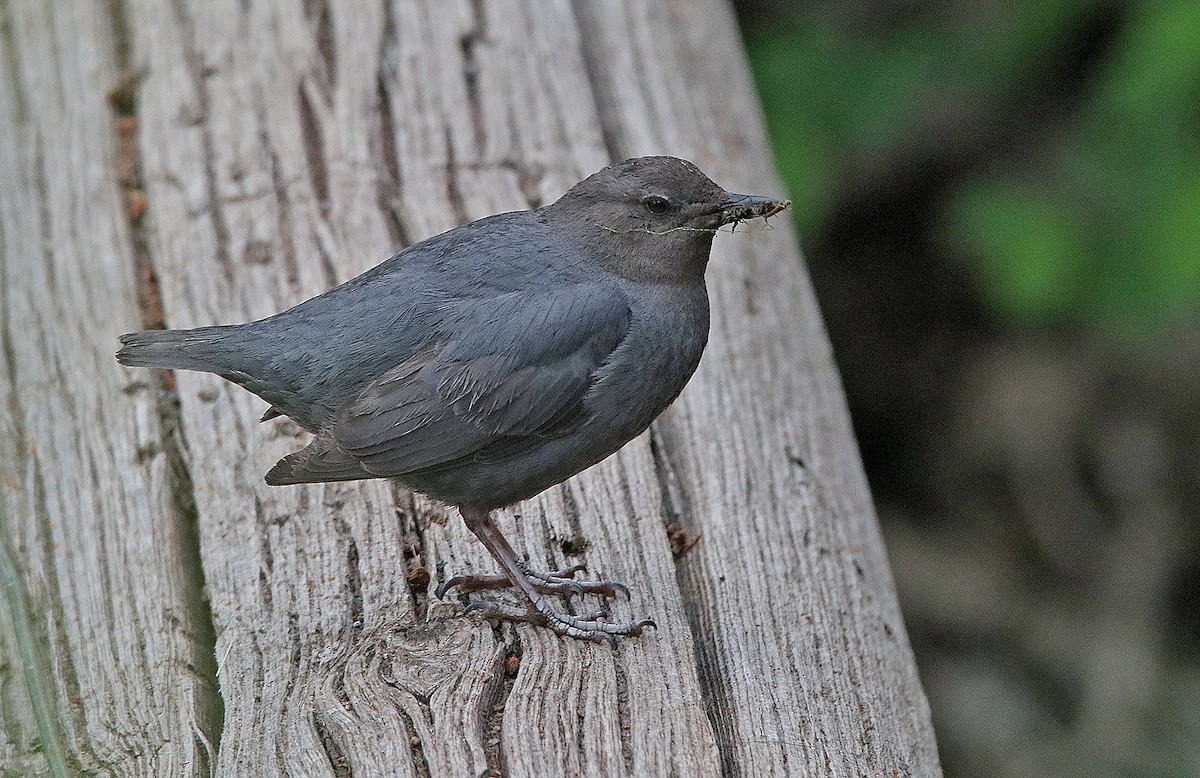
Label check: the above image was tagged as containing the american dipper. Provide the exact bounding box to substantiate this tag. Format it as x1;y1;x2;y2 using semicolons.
118;156;788;643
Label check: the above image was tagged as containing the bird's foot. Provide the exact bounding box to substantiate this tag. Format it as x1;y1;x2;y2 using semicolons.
449;511;653;644
436;561;628;599
464;599;656;646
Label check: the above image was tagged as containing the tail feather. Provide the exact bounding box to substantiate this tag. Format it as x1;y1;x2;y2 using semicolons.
116;326;241;373
117;324;321;431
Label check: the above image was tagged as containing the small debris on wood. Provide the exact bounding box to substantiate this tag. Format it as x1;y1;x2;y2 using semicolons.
125;188;148;221
105;68;143;115
405;565;430;591
665;522;701;558
115;116;140;185
559;534;590;555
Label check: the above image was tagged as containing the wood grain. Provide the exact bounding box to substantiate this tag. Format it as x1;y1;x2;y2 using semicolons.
0;0;941;774
0;0;219;774
574;2;942;774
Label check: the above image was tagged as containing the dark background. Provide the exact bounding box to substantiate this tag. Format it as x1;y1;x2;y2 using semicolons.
734;1;1200;775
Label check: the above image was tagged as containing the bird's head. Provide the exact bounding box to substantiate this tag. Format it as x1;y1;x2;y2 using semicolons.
545;156;789;282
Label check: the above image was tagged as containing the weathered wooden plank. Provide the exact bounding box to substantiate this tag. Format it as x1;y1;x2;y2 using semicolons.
127;1;428;773
0;0;219;774
127;0;724;774
0;0;944;772
575;1;942;774
378;2;723;775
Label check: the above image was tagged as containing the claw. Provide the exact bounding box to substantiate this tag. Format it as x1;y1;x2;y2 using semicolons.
439;561;628;600
454;508;655;644
461;597;652;645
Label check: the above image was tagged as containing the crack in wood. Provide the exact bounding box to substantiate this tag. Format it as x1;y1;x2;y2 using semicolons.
393;487;430;621
459;0;487;154
0;4;27;122
647;427;688;534
169;0;235;286
536;505;557;572
257;103;302;292
107;0;226;757
647;426;742;776
513;3;577;193
346;536;364;635
151;234;226;767
103;0;132;80
397;701;432;778
442;125;470;226
255;495;275;573
558;484;587;559
480;629;519;778
254;496;276;618
373;6;410;250
302;0;336;103
297;82;331;224
311;219;340;292
611;644;636;773
312;695;352;778
565;1;619;162
275;611;304;763
33;138;58;294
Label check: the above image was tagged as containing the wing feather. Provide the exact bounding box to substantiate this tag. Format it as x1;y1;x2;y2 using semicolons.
271;284;631;484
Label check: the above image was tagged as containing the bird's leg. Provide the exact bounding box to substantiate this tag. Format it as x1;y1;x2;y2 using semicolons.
449;507;655;644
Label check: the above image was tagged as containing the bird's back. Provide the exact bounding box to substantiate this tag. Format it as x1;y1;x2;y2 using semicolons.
121;209;597;432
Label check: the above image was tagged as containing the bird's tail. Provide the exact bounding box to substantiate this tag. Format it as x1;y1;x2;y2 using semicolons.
116;325;242;374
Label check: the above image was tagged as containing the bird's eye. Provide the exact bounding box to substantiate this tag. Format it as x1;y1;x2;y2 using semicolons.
642;195;669;214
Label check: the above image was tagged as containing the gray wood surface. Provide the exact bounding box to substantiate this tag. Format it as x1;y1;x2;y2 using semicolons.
0;0;941;775
0;1;220;775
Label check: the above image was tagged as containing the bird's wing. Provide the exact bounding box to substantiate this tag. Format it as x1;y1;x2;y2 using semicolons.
263;429;371;485
272;284;632;483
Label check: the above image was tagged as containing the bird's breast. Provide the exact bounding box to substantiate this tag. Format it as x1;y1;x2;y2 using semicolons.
585;284;710;434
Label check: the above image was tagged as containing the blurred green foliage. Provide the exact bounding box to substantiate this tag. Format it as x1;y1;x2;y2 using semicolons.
744;0;1200;333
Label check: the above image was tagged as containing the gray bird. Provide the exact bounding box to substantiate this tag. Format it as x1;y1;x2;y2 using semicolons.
118;156;788;643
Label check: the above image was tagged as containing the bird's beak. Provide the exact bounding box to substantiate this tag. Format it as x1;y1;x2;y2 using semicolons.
717;192;791;226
